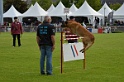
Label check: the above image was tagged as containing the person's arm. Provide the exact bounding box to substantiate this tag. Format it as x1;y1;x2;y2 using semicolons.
36;25;40;48
36;36;40;49
51;35;55;52
20;23;23;34
11;23;14;35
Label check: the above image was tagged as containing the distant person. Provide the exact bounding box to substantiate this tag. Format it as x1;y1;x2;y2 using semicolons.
94;17;99;28
106;24;111;33
36;16;55;75
11;17;23;47
64;16;78;43
82;20;87;28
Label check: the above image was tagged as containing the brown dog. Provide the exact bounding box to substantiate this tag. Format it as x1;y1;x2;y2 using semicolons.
65;20;95;53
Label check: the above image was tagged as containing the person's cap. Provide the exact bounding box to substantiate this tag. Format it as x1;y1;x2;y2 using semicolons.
70;16;75;19
14;17;18;19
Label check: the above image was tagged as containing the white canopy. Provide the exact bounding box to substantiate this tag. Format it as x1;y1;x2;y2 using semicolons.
70;1;102;25
69;4;78;13
48;1;72;16
47;4;55;13
21;2;47;17
98;2;112;16
113;3;124;19
3;5;22;18
21;4;33;17
71;1;102;16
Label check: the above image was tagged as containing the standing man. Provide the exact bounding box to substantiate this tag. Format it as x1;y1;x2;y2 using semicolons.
36;16;55;75
11;17;23;47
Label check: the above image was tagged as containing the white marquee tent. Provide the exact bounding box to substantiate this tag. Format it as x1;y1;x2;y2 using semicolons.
113;3;124;19
21;2;47;17
69;4;78;13
98;2;112;16
71;1;102;16
47;4;55;13
3;5;22;18
21;2;47;21
48;1;72;17
21;4;33;17
70;1;102;25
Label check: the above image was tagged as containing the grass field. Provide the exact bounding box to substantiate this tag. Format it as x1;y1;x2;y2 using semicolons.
0;32;124;82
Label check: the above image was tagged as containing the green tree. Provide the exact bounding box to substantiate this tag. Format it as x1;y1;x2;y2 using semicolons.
4;0;28;13
87;0;101;11
54;0;82;8
110;3;121;11
53;0;101;11
61;0;71;8
75;0;84;8
32;0;52;11
53;0;71;8
52;0;83;9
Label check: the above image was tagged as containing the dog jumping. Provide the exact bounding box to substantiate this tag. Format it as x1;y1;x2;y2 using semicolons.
64;20;95;53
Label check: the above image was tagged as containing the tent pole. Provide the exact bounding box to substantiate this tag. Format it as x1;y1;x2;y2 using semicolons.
0;0;3;25
60;29;64;73
83;50;86;69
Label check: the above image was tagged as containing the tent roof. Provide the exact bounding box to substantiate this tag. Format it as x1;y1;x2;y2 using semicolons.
3;5;22;18
48;1;72;16
21;4;33;17
98;2;112;16
71;1;102;16
69;4;78;13
114;3;124;16
21;2;47;17
47;4;55;13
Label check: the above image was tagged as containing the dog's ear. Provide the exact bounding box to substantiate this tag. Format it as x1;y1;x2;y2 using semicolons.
61;21;67;28
65;21;68;25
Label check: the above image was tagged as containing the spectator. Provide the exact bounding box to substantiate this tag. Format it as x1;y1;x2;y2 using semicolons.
11;17;23;47
94;17;99;28
82;20;87;28
106;24;111;33
56;22;62;32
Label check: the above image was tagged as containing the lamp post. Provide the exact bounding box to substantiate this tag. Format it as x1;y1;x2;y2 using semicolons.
104;7;106;26
0;0;3;25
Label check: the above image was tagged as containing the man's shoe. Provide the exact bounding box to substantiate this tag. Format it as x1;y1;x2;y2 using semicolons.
41;71;45;75
18;45;21;47
47;73;52;75
41;72;45;75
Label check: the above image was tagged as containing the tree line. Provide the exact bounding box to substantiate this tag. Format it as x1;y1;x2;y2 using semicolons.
3;0;121;13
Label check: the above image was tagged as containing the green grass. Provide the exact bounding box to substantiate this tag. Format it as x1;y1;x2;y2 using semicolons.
0;32;124;82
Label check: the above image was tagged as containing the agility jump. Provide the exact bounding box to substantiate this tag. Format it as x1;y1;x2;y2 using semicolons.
60;31;86;73
60;20;95;73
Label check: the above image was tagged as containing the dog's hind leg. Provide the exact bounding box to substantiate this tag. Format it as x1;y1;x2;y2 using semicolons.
80;38;88;53
80;37;94;53
80;44;87;53
84;41;94;51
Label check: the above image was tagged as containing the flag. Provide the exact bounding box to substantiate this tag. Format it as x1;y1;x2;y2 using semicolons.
108;11;114;25
63;42;84;62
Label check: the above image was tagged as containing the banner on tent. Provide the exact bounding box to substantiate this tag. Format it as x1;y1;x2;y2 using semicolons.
63;42;84;62
64;8;69;13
